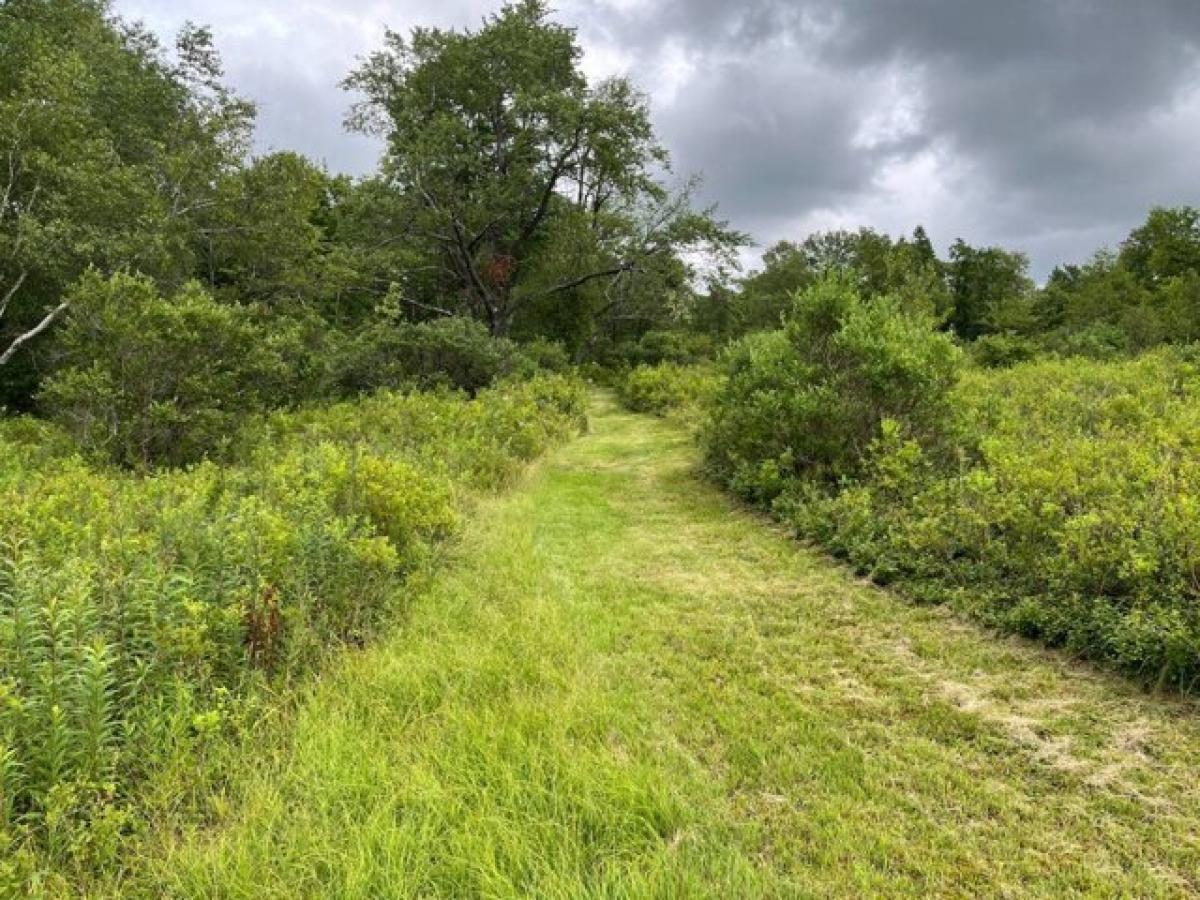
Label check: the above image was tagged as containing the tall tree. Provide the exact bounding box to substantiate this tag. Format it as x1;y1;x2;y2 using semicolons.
0;0;252;404
945;239;1032;340
343;0;741;338
734;241;813;334
1119;206;1200;287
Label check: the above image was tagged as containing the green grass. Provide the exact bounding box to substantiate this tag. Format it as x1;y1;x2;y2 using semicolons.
111;393;1200;898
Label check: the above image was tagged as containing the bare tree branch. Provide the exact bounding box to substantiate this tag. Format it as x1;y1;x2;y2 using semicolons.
533;261;636;299
0;270;28;322
404;296;457;318
0;300;68;366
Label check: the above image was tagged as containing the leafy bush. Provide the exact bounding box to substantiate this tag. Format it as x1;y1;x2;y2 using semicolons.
970;333;1039;368
704;326;1200;688
518;338;572;374
701;272;1200;686
39;273;288;468
616;363;722;418
332;316;536;397
702;274;962;502
616;330;716;367
778;350;1200;687
0;373;584;883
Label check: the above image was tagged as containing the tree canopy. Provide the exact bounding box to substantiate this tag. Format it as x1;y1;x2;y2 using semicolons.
343;0;743;343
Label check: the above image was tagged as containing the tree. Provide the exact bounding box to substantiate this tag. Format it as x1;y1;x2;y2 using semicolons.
343;0;742;338
733;241;813;334
945;239;1032;340
0;0;252;404
195;151;345;308
1119;206;1200;288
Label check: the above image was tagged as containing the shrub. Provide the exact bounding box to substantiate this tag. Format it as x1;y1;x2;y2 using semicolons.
39;272;287;468
332;316;532;397
970;333;1039;368
769;348;1200;688
616;363;722;418
0;373;585;882
518;338;572;374
702;274;962;501
616;330;716;367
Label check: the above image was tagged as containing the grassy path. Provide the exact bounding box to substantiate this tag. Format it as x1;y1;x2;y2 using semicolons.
141;394;1200;898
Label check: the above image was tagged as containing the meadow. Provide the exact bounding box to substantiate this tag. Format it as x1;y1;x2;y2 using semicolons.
0;374;584;891
6;0;1200;893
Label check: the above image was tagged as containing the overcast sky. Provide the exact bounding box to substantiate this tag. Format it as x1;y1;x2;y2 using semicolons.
116;0;1200;278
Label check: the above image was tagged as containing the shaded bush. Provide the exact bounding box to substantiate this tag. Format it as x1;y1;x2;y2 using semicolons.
703;319;1200;688
616;363;722;418
776;350;1200;688
332;316;534;397
39;273;288;468
616;330;716;367
517;338;572;374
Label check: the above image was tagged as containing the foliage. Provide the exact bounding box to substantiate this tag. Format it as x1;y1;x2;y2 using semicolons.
0;0;253;403
195;151;350;309
343;0;743;339
0;373;584;884
331;315;545;397
730;228;949;340
616;330;716;367
1119;205;1200;287
703;319;1200;686
1036;248;1200;353
702;275;962;501
616;363;722;419
38;272;288;468
945;239;1033;340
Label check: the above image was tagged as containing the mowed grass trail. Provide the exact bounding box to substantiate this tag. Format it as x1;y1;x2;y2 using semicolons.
134;394;1200;898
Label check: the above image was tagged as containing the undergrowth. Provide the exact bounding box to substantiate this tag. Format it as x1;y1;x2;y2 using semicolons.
0;373;585;891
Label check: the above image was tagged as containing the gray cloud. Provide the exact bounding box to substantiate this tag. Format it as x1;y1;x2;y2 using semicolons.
116;0;1200;277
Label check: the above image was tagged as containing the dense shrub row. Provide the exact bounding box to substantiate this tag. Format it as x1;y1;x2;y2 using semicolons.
331;315;571;400
32;273;572;470
690;276;1200;689
780;351;1200;688
613;330;717;368
0;374;584;882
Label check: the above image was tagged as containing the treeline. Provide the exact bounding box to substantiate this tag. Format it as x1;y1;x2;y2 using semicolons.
0;0;739;468
697;209;1200;361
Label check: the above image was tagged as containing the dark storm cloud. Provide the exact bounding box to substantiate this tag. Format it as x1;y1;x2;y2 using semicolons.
588;0;1200;273
116;0;1200;276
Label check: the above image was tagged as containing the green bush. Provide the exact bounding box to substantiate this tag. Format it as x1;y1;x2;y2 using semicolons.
0;373;584;882
616;363;723;418
702;274;962;502
518;338;572;374
39;272;288;468
616;330;716;367
970;333;1039;368
332;316;538;397
701;274;1200;686
781;350;1200;687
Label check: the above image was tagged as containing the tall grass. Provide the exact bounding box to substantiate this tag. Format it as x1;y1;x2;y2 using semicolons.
0;374;585;887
